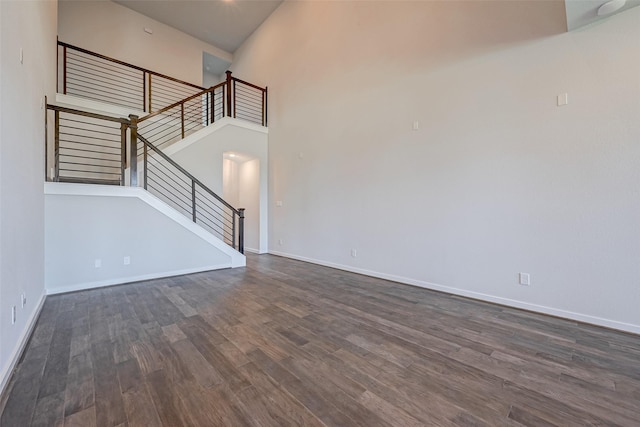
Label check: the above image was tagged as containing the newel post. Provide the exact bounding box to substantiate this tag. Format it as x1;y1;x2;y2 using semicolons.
263;86;268;127
129;114;138;187
225;70;232;117
238;208;245;254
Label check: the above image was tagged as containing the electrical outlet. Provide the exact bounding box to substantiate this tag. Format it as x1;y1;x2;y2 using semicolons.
95;259;102;268
519;273;531;286
557;93;568;106
276;201;283;207
278;239;283;245
21;293;26;308
123;256;131;265
11;306;16;325
351;249;357;258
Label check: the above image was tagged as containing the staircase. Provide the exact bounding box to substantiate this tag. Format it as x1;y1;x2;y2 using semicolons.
45;42;268;291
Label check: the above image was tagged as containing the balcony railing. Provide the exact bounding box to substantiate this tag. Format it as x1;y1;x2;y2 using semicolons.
57;41;268;126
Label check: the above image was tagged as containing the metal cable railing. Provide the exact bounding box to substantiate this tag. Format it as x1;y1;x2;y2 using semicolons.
45;103;245;253
58;42;268;127
226;72;268;127
139;134;244;251
58;41;205;113
47;105;128;185
137;82;226;150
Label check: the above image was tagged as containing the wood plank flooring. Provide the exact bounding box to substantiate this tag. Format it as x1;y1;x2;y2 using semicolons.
2;254;640;426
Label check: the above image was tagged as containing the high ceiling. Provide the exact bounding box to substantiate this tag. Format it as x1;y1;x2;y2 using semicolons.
113;0;640;55
113;0;283;53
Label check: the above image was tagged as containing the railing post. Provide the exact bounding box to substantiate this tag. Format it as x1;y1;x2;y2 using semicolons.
210;90;215;124
44;98;49;181
264;87;268;127
225;71;232;117
143;138;148;190
54;110;60;182
56;40;59;94
191;181;197;222
181;102;185;139
206;91;210;126
142;71;147;112
232;213;236;249
129;114;138;187
238;208;245;254
63;45;67;95
233;79;237;118
120;123;127;185
148;74;152;112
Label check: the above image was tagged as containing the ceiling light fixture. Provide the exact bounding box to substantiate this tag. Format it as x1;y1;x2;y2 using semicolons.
597;0;626;16
229;154;236;158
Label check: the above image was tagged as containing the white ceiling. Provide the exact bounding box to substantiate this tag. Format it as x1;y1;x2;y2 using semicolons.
565;0;640;30
113;0;283;54
113;0;640;56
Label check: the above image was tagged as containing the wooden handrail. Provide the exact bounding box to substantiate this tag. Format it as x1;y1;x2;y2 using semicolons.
138;81;226;123
231;77;266;92
58;41;205;91
46;104;131;124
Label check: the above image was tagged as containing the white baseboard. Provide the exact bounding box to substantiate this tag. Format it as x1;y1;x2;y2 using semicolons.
245;247;270;254
0;292;47;400
46;264;231;295
268;250;640;335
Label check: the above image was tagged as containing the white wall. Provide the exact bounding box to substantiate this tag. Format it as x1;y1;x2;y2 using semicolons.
203;70;222;89
238;159;261;253
44;183;241;294
223;158;240;207
231;1;640;332
0;0;57;393
58;0;232;86
224;157;261;252
166;119;269;253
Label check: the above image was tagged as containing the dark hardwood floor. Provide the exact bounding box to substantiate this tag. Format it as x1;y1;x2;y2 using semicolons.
1;254;640;426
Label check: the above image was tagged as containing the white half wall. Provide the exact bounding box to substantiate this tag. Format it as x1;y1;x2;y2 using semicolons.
44;183;245;295
165;118;269;253
57;0;232;86
231;1;640;333
0;0;57;396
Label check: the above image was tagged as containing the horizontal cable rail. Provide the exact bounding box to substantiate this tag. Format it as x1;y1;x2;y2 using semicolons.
137;83;226;150
58;41;268;128
44;103;245;253
138;134;244;252
47;104;128;185
227;72;268;127
58;41;205;113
